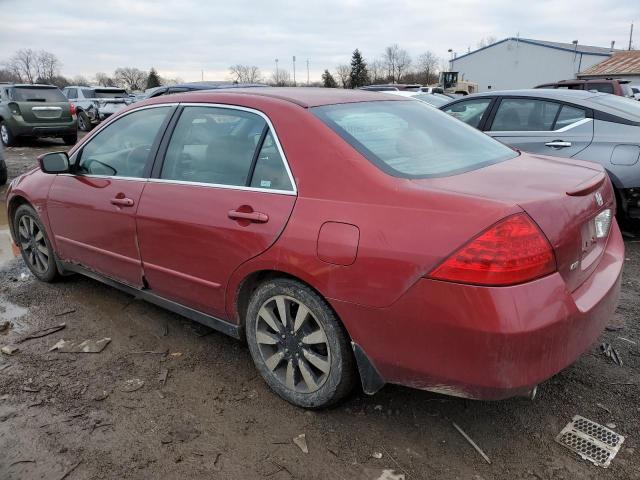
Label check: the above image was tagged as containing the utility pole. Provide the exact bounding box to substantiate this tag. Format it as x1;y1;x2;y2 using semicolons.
275;58;279;85
629;23;634;51
292;56;296;86
306;59;309;85
201;70;204;81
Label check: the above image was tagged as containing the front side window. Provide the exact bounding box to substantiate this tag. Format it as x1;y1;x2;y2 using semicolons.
443;98;492;128
161;106;291;190
314;100;517;178
491;99;560;131
77;106;171;178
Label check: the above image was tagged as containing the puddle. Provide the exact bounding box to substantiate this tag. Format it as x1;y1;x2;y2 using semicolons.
0;200;19;266
0;298;29;333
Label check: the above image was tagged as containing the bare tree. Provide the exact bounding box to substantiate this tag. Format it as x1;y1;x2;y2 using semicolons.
6;49;38;83
269;68;291;87
335;64;350;88
0;68;21;83
71;75;89;86
415;51;439;84
477;36;497;49
383;44;412;83
368;59;385;83
159;76;182;86
228;64;263;84
34;51;61;83
113;67;147;91
94;72;115;87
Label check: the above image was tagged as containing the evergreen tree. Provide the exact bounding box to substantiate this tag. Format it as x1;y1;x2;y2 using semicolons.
146;68;161;89
322;69;338;88
349;49;369;89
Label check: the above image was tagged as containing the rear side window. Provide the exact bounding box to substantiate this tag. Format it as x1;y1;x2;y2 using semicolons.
588;83;614;94
554;105;586;129
77;106;171;178
313;100;517;178
491;99;560;131
65;88;77;99
161;106;293;190
442;98;492;128
11;87;66;102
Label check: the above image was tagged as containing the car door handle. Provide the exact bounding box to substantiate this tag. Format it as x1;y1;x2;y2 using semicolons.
545;140;572;148
228;210;269;223
110;197;135;207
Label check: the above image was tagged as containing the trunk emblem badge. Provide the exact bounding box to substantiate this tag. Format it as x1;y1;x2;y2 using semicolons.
595;192;603;207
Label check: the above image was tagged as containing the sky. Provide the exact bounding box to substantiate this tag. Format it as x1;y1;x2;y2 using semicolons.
0;0;637;84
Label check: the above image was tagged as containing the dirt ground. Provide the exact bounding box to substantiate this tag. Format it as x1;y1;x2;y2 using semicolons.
0;137;639;480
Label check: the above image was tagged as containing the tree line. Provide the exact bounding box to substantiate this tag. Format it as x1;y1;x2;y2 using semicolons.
0;49;180;91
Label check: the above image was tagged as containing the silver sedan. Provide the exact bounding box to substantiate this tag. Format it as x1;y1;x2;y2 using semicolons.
441;89;640;220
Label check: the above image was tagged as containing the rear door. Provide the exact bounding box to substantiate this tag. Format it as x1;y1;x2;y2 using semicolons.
12;86;72;124
136;104;297;318
47;105;174;286
485;97;594;158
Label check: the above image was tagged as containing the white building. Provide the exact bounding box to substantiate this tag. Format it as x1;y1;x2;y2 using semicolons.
450;38;616;92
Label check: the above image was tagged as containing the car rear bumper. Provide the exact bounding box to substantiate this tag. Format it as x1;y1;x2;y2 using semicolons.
334;221;624;400
11;119;77;138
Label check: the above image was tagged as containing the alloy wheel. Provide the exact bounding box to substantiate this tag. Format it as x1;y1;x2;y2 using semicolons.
255;295;331;393
17;215;50;274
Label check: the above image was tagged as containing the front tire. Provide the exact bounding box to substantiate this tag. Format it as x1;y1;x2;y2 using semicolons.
0;121;15;147
77;111;92;132
62;132;78;146
14;204;59;282
245;278;356;408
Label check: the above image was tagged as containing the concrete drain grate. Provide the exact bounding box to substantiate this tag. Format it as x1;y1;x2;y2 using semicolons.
555;415;625;468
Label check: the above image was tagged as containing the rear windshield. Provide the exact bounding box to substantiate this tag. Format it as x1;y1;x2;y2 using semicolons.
591;94;640;119
83;89;128;99
11;87;66;102
313;100;518;178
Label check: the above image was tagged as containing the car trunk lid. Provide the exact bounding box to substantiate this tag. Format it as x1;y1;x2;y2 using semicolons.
417;153;615;292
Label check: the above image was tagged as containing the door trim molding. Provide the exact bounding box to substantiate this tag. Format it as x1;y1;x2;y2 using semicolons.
57;260;241;339
55;235;141;265
143;261;222;289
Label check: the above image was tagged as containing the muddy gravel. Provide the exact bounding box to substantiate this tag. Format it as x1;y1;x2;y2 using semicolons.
0;138;639;479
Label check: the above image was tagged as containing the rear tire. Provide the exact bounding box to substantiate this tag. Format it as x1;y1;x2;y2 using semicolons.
0;163;6;186
77;111;92;132
14;204;59;282
62;132;78;146
0;121;15;147
245;278;356;408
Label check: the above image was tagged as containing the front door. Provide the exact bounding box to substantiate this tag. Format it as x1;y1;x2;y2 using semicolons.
47;105;174;286
486;97;594;158
136;105;297;318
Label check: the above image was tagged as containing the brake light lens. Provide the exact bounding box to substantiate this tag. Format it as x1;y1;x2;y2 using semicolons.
430;213;556;286
69;102;76;115
595;209;612;238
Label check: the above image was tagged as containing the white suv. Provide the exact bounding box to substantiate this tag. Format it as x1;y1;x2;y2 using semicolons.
62;86;131;131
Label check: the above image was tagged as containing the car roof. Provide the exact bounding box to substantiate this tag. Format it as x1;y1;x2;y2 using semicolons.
173;87;408;108
10;84;59;88
466;89;606;102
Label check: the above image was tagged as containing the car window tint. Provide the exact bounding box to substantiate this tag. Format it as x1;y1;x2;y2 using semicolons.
554;105;586;129
589;83;614;94
313;101;517;178
161;106;266;186
249;131;293;191
77;106;171;178
65;88;77;99
443;99;492;128
491;99;560;131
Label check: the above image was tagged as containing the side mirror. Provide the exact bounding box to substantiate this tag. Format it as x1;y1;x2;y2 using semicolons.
38;152;70;174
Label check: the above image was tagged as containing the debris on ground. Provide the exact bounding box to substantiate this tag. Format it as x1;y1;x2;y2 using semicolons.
452;422;492;464
1;345;19;355
555;415;625;468
372;451;383;459
158;368;169;386
93;391;109;401
121;378;145;393
293;433;309;454
606;423;617;429
49;337;111;353
54;308;76;317
18;323;66;343
0;321;11;333
596;403;612;414
600;343;623;366
59;459;82;480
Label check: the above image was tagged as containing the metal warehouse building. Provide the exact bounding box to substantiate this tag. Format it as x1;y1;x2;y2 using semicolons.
450;37;616;92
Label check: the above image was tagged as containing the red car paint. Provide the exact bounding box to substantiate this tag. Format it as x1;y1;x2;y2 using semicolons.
6;88;623;400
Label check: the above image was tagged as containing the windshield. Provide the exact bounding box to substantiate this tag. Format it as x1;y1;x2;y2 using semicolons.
83;89;128;99
12;87;66;102
313;100;518;178
591;94;640;119
413;93;449;107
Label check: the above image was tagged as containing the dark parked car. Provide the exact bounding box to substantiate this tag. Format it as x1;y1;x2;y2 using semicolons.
441;89;640;220
535;79;635;98
0;84;77;146
144;82;267;99
6;88;622;408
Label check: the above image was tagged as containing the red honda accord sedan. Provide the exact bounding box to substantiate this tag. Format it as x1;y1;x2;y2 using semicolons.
5;88;623;408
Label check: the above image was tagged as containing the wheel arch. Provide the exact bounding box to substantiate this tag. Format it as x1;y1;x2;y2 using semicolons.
7;194;30;240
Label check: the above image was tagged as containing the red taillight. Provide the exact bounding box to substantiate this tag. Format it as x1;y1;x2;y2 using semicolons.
69;102;76;115
429;213;556;286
